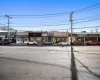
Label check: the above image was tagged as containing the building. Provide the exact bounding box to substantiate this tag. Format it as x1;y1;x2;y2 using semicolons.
52;31;69;43
0;30;100;44
16;31;28;43
42;32;53;42
68;32;100;43
0;30;16;43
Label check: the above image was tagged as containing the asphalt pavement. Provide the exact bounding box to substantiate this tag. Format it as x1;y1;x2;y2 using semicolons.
0;46;100;80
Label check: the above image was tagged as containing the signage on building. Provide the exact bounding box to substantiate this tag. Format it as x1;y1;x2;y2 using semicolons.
98;34;100;37
0;35;5;38
68;34;77;37
77;34;98;37
77;34;87;37
87;34;98;37
28;33;42;37
6;35;15;38
72;34;77;36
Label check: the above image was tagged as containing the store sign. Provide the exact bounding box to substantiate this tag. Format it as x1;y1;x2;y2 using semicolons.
28;33;41;37
98;34;100;37
87;34;98;37
0;35;5;37
6;35;15;38
72;34;77;36
77;34;87;37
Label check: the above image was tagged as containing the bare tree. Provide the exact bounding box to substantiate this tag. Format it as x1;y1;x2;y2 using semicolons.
90;29;94;33
94;28;98;33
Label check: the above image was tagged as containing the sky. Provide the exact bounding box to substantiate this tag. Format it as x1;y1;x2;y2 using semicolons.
0;0;100;32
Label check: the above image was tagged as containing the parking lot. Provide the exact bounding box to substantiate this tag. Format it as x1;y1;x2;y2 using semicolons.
0;46;100;80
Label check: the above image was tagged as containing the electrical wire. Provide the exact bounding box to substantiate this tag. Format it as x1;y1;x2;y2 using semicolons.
73;26;100;29
74;17;100;24
9;12;70;18
73;14;100;21
10;23;70;27
74;4;100;13
3;4;100;18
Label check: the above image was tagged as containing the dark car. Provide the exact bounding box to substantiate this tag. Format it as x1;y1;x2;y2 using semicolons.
43;41;53;45
3;39;10;45
0;40;3;45
98;42;100;45
71;41;83;45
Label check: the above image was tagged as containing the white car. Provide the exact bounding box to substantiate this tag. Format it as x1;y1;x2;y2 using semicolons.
27;41;37;45
58;42;70;45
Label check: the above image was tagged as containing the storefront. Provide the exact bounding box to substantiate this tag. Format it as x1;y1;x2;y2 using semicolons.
98;34;100;42
28;32;42;42
42;32;53;42
16;32;28;43
72;33;98;43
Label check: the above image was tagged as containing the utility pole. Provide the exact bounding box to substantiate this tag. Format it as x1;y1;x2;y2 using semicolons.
70;12;78;80
70;12;74;45
41;30;43;43
5;15;12;42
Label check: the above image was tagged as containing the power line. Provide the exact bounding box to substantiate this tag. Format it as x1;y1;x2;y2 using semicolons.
9;12;70;18
10;23;70;27
74;17;100;24
73;26;100;29
74;4;100;13
3;4;99;18
46;26;100;31
73;14;100;21
9;14;69;18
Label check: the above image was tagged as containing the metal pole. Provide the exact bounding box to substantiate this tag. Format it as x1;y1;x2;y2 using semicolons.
70;12;78;80
5;15;11;42
8;16;10;42
70;12;74;45
41;30;43;43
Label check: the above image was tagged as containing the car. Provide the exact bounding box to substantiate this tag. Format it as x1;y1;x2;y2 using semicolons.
27;41;37;45
86;41;98;45
0;39;10;45
76;41;84;45
0;40;3;45
3;39;10;45
58;42;70;45
98;42;100;45
43;41;53;45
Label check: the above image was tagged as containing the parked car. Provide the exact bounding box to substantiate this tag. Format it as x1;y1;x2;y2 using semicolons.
58;42;70;45
27;41;37;45
43;41;53;45
0;40;3;45
0;39;10;45
71;41;83;45
86;41;98;45
3;39;10;45
98;42;100;45
76;41;84;45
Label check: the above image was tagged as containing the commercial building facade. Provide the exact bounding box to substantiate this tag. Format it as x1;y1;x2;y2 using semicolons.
0;30;100;44
69;32;100;43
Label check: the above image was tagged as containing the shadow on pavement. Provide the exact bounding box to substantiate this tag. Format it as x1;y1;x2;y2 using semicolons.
71;46;78;80
75;57;100;79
